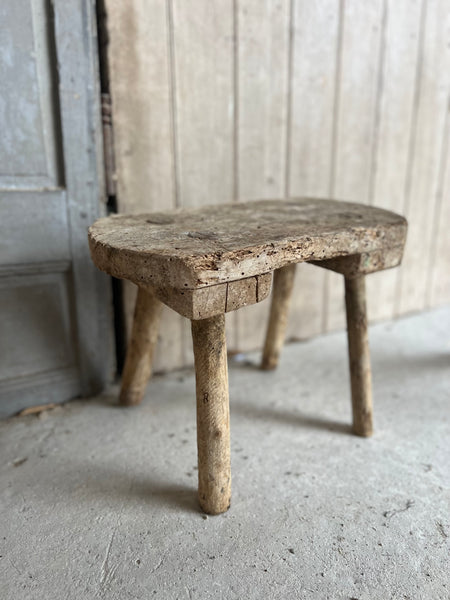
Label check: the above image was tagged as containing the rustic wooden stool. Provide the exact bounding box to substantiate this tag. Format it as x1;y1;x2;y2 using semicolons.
88;198;407;515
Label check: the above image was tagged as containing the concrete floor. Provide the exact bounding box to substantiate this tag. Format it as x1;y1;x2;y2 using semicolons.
1;307;449;599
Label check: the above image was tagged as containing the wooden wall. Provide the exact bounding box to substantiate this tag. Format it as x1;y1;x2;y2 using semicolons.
105;0;450;372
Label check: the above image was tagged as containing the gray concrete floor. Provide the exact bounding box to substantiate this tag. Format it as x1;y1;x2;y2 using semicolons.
1;307;449;600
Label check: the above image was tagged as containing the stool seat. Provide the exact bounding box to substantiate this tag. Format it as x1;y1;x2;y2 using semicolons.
89;198;407;290
88;197;407;515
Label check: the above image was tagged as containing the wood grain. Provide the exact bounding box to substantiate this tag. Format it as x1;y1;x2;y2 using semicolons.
150;273;272;320
191;314;231;515
345;276;373;437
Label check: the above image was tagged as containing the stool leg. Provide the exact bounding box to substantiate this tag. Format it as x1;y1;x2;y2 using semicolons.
261;264;296;370
191;314;231;515
119;287;163;406
344;275;373;437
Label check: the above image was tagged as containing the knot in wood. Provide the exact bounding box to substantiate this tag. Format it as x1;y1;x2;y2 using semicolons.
187;231;219;240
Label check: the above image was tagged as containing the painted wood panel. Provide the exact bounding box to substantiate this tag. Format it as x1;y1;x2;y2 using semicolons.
396;0;450;315
236;0;290;200
0;0;62;187
105;0;185;371
366;0;423;321
106;0;175;213
428;110;450;306
106;0;450;372
0;191;70;265
54;0;115;395
171;0;237;358
0;272;76;380
1;0;113;415
171;0;235;208
287;0;340;340
233;0;290;352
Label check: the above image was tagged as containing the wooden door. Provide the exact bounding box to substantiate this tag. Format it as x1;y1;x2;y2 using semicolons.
0;0;114;416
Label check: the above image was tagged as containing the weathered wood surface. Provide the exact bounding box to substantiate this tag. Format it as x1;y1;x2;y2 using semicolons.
150;273;272;320
119;287;162;406
261;264;297;370
345;276;373;437
191;314;231;515
312;247;405;279
89;198;406;291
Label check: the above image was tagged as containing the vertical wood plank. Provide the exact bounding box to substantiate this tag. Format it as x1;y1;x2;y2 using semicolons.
237;0;290;200
233;0;290;352
106;0;175;212
171;0;235;356
326;0;385;332
106;0;185;372
287;0;340;340
366;0;423;322
397;0;450;314
428;113;450;306
172;0;234;208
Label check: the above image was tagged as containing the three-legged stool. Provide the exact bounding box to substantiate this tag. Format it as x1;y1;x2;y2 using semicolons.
89;198;407;514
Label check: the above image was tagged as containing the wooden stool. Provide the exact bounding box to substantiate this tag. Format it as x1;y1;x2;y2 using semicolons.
88;198;407;514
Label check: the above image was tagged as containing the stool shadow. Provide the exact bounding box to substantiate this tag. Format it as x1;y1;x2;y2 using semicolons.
232;402;352;435
125;477;198;514
59;459;199;514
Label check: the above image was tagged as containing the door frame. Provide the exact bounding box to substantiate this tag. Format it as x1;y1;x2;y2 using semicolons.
53;0;114;396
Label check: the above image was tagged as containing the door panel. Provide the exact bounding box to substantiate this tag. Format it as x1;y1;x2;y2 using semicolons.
0;0;62;187
0;271;76;379
0;191;70;265
0;0;113;416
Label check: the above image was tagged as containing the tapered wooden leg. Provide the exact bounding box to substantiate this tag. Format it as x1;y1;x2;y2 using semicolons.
191;314;231;515
119;287;163;406
344;276;373;437
261;264;296;370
